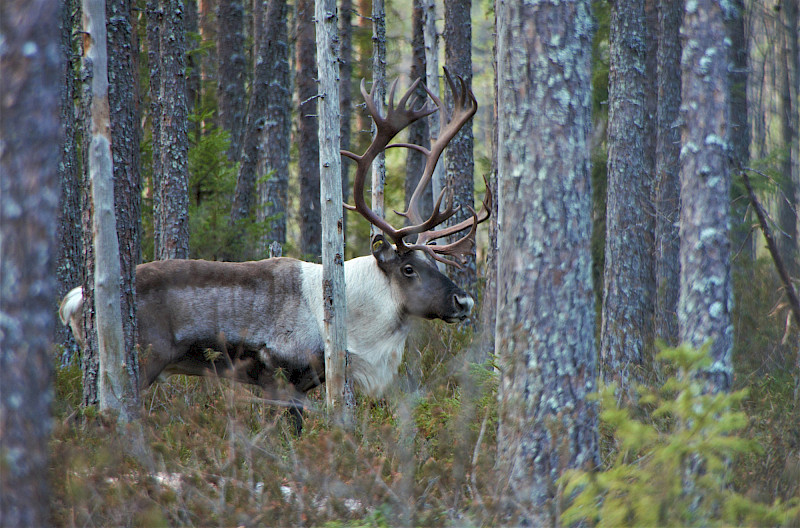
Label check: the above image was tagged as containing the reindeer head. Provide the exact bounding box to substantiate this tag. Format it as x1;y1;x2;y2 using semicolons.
342;69;491;323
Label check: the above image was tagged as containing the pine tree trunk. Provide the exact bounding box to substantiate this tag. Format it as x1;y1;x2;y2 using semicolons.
787;0;800;279
0;0;61;521
198;0;218;127
778;3;799;276
255;0;291;251
405;0;432;219
654;0;682;346
494;0;598;523
370;0;387;239
727;0;753;263
84;0;139;422
339;0;353;229
81;4;99;407
423;0;445;203
476;1;500;362
232;0;289;254
315;0;349;412
297;0;322;258
679;0;734;393
217;0;246;159
443;0;475;292
107;0;141;390
600;0;655;390
57;0;83;359
151;0;190;260
185;0;200;123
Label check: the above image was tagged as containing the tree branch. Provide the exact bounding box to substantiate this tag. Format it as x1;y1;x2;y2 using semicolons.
741;169;800;326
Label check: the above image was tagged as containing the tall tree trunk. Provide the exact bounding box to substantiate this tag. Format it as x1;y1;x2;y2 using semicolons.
778;1;799;276
217;0;246;159
107;0;141;391
81;0;99;406
405;0;432;219
316;0;349;412
477;0;500;362
151;0;190;260
679;0;734;393
494;0;598;524
198;0;217;127
255;0;291;252
727;0;752;264
57;0;83;359
0;0;60;521
654;0;682;346
443;0;475;292
185;0;200;124
788;0;799;272
339;0;353;238
370;0;387;239
84;0;139;422
233;0;289;254
600;0;655;390
423;0;445;203
297;0;322;258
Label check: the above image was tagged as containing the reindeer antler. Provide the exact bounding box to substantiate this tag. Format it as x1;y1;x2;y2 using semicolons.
342;68;491;267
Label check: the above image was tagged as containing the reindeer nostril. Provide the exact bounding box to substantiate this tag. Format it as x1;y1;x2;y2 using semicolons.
454;293;474;314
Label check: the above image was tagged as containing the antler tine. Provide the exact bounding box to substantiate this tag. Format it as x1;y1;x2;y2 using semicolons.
343;76;440;248
415;174;493;248
405;206;481;269
398;69;478;230
343;73;485;262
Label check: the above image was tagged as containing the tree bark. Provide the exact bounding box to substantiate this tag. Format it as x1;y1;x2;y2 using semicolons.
198;0;218;127
255;0;291;251
150;0;190;260
339;0;354;236
57;0;83;359
81;0;99;407
600;0;655;390
297;0;322;258
84;0;139;422
777;0;799;276
654;0;682;346
405;0;432;220
423;0;445;203
107;0;141;391
0;0;60;522
727;0;753;263
217;0;246;159
370;0;387;239
678;0;734;393
233;0;289;255
315;0;349;413
443;0;475;292
477;0;500;362
185;0;200;123
494;0;598;524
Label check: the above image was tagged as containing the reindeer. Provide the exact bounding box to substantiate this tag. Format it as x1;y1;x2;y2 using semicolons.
59;70;490;430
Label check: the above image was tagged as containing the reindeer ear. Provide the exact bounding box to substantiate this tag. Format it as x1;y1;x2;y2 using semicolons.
371;234;395;266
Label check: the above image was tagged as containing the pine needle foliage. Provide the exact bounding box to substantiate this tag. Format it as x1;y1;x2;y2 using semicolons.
560;344;800;527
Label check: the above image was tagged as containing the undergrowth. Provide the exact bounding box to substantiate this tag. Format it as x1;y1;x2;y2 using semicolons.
49;323;500;527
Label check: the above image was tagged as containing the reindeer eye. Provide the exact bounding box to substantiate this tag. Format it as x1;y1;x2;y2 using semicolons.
402;265;416;277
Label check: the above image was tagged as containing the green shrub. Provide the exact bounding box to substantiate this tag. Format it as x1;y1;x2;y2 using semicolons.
560;344;800;527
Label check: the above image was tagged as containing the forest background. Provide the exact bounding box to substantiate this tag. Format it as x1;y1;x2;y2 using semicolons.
2;0;800;526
